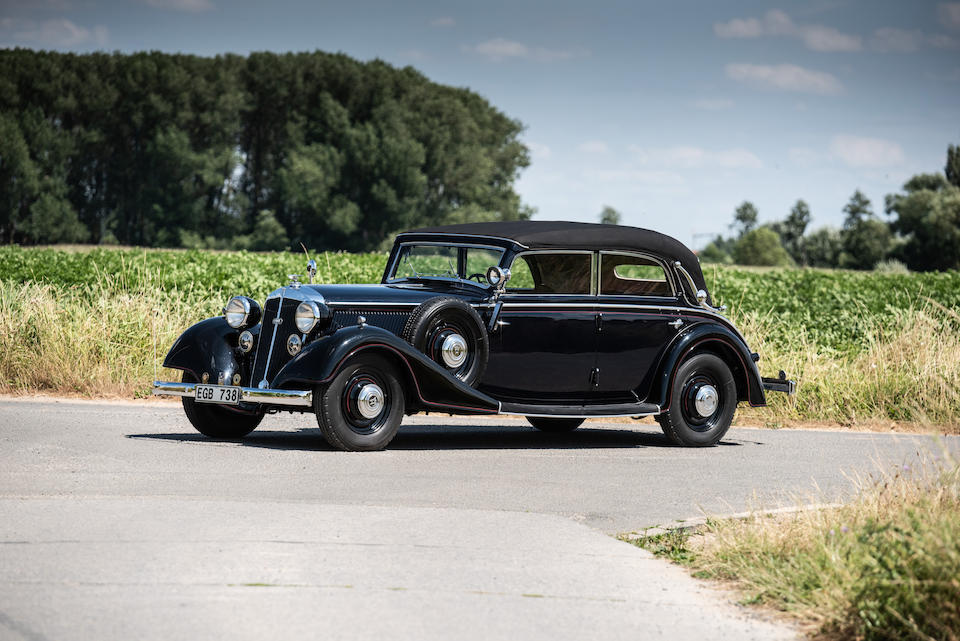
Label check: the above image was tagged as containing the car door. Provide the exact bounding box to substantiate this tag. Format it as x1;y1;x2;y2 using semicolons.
593;251;683;401
479;251;598;402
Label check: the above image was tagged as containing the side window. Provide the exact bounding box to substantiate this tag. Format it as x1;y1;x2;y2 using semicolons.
508;253;592;294
600;254;672;297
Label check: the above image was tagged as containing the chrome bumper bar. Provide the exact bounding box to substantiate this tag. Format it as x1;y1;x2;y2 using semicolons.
152;381;313;407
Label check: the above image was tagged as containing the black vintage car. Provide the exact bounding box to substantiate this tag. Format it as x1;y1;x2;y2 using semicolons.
154;221;794;450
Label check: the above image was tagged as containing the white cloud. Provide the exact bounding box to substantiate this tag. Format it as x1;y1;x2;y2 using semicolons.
465;38;587;62
578;140;609;154
628;145;763;170
830;135;905;168
144;0;213;12
714;10;861;52
725;63;843;95
430;16;455;27
939;3;960;30
1;17;107;48
872;27;960;51
692;98;734;111
872;27;924;52
526;141;552;160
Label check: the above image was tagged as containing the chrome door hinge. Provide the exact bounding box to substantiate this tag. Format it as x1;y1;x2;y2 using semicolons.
668;318;684;329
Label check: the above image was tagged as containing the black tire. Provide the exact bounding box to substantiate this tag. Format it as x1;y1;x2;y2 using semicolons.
180;372;264;439
314;353;405;451
401;297;489;387
657;353;737;447
526;417;585;432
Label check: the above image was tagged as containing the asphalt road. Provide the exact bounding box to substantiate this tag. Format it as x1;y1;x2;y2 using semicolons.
1;398;956;641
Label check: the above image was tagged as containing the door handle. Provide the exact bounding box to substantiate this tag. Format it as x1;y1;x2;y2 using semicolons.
668;318;684;329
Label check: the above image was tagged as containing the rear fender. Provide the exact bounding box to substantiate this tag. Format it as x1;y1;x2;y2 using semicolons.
162;317;256;383
652;322;766;409
272;325;499;414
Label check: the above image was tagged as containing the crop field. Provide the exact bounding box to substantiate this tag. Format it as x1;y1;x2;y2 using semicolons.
1;245;958;428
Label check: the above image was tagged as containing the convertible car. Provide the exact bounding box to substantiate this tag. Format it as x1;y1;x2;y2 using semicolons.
153;221;794;450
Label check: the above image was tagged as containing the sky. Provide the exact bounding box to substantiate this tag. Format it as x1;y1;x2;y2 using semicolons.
1;0;958;248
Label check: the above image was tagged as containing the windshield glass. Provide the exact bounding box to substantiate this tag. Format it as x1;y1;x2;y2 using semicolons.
390;244;505;284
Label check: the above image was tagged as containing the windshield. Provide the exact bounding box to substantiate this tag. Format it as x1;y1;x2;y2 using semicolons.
390;243;505;285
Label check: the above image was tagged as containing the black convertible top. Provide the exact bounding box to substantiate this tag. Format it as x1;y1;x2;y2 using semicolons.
400;220;710;297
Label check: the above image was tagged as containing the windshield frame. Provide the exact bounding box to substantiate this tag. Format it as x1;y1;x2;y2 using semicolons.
384;241;507;289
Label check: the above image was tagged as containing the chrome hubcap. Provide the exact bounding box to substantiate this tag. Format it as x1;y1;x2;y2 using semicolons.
440;333;468;368
356;383;385;419
694;384;719;417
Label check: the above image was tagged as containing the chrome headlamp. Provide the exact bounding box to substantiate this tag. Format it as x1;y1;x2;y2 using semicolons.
224;296;261;329
295;301;323;333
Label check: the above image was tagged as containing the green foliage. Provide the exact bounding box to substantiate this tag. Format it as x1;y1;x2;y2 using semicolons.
841;218;893;270
732;227;793;267
770;199;810;265
946;143;960;188
0;49;531;251
802;226;843;268
698;241;732;264
887;175;960;272
843;189;874;228
730;201;758;238
599;205;621;225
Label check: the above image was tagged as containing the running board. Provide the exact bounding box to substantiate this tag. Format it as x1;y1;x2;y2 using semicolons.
499;401;660;418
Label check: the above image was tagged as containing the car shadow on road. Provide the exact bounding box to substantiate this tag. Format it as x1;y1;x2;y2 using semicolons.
128;424;750;451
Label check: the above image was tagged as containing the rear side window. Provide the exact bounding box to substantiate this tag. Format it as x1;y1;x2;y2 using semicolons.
600;253;672;296
508;253;592;294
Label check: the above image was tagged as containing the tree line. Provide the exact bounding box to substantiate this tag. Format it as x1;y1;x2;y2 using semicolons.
697;145;960;272
0;49;532;252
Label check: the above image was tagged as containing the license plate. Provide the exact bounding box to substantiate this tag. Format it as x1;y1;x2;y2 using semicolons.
195;384;242;405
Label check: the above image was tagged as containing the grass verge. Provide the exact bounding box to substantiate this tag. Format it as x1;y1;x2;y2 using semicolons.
623;451;960;640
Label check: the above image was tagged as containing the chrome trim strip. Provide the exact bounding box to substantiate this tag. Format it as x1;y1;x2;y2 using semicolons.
260;286;286;388
152;381;313;407
499;409;661;419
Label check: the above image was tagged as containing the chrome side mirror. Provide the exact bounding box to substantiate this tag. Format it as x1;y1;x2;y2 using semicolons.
306;259;317;284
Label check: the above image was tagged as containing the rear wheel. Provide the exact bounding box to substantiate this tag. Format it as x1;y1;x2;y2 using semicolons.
314;354;405;451
526;417;585;432
657;353;736;447
180;372;264;439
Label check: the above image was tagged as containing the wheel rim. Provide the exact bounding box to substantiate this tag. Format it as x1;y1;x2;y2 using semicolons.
427;319;477;380
681;374;723;432
341;371;391;434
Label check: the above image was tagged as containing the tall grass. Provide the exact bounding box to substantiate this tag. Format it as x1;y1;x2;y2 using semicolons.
636;452;960;640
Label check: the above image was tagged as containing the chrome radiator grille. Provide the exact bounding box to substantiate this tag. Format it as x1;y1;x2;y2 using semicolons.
250;297;301;387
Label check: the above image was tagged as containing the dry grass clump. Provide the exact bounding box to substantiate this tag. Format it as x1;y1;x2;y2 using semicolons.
0;281;207;396
633;451;960;640
735;303;960;431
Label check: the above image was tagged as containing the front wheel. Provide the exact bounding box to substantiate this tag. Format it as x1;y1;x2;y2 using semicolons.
180;372;264;439
314;353;406;451
657;353;737;447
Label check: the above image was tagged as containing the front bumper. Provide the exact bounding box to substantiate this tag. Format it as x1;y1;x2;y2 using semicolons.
152;381;313;407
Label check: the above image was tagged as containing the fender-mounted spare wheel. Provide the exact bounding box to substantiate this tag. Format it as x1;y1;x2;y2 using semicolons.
401;297;489;387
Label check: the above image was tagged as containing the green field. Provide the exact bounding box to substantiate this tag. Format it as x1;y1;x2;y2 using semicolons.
1;245;958;427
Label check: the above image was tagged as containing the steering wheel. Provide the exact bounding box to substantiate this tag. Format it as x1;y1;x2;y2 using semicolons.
466;273;487;283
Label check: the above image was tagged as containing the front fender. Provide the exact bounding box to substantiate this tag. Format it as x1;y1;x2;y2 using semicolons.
162;317;257;383
652;321;766;409
272;325;500;414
